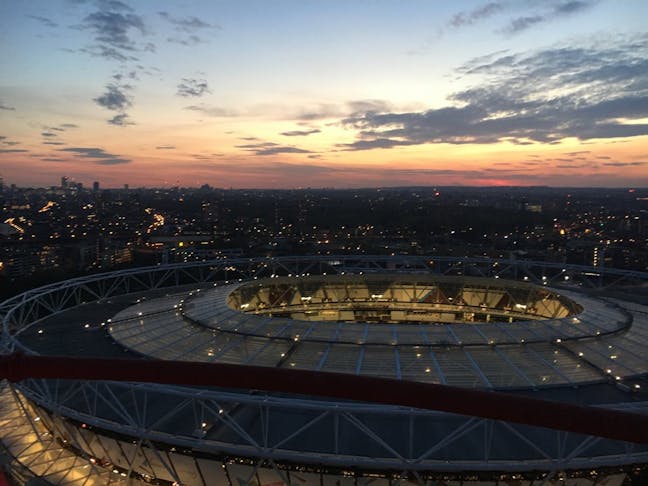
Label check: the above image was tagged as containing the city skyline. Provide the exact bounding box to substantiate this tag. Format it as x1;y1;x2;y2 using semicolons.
1;0;647;188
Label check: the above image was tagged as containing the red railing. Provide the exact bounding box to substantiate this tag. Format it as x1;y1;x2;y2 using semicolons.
1;352;646;444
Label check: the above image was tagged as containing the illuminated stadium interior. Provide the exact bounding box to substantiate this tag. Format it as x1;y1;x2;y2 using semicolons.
228;274;582;323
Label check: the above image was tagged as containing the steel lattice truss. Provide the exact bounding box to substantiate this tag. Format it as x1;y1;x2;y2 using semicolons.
3;378;648;485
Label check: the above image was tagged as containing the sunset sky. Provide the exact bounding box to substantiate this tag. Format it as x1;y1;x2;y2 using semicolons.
1;0;647;188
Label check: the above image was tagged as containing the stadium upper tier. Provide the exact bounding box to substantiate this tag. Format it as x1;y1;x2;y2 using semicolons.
108;274;645;389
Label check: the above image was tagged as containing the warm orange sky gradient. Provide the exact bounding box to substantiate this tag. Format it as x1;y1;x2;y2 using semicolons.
1;1;647;188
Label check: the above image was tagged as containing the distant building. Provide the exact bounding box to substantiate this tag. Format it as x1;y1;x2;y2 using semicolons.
1;252;39;278
524;203;542;213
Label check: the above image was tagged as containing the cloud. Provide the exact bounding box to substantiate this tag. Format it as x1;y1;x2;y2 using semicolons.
40;157;68;162
26;15;58;28
108;113;134;126
59;147;113;157
280;128;321;137
0;149;28;153
96;0;133;12
555;163;593;169
113;71;139;82
158;12;218;31
543;157;585;163
94;84;131;111
81;10;145;51
159;11;219;46
190;153;213;160
79;45;133;62
188;152;224;160
0;101;15;111
156;145;176;150
447;1;597;35
292;100;391;122
43;141;66;145
42;123;78;135
95;157;130;165
555;0;596;15
184;104;235;117
177;78;211;97
502;1;599;35
59;146;131;164
503;15;544;34
336;138;415;151
449;2;503;27
347;99;392;114
257;146;313;156
602;161;647;167
236;141;313;156
338;35;648;150
94;85;133;125
76;1;151;62
167;35;205;46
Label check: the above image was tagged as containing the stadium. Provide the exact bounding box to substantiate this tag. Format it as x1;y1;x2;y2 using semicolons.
1;255;647;485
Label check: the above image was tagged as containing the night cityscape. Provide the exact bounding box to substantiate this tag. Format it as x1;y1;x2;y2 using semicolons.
1;180;648;299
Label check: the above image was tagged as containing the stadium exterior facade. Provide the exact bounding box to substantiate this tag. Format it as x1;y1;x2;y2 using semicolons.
1;255;647;485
